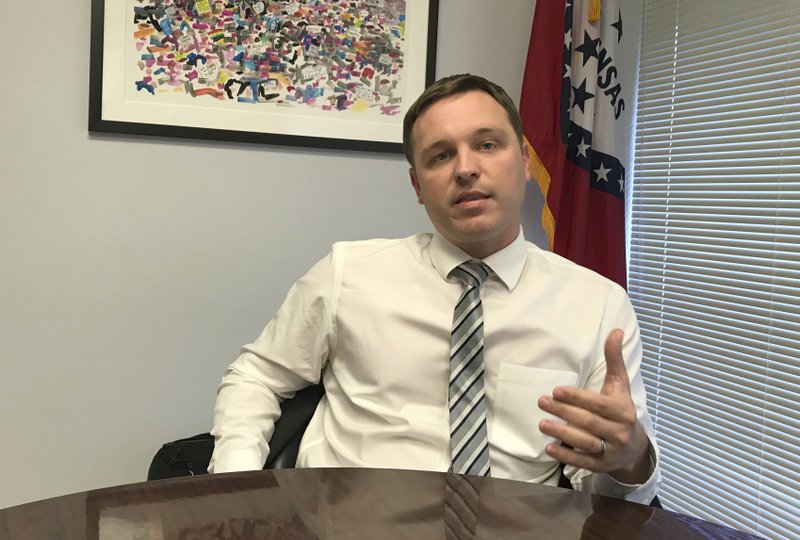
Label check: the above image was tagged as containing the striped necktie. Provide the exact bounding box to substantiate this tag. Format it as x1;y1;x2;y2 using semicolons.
449;260;492;476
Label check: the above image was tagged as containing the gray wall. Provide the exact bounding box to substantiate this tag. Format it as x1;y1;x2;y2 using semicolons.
0;0;541;508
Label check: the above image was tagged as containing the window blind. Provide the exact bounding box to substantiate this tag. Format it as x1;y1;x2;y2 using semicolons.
630;1;799;539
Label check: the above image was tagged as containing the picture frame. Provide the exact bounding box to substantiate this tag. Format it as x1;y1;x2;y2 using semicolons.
89;0;439;153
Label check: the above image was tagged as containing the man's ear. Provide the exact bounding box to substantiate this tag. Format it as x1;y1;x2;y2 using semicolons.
409;168;424;204
521;141;533;184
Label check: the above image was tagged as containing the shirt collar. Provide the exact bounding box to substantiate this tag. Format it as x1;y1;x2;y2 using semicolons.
430;229;527;291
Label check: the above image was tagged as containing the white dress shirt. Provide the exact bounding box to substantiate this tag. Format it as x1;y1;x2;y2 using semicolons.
210;231;660;503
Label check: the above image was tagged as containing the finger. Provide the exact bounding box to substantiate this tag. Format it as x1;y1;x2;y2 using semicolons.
538;395;616;435
539;417;607;455
548;386;623;422
601;328;631;395
544;442;606;472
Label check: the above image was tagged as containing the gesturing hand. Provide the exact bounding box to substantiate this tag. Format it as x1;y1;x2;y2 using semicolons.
537;329;651;484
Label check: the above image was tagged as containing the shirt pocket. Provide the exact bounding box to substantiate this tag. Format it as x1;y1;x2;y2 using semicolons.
492;363;578;462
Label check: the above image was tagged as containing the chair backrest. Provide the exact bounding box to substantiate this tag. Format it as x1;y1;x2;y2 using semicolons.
264;383;325;468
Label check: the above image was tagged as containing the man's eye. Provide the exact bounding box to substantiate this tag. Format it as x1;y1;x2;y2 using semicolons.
480;142;496;151
433;152;450;162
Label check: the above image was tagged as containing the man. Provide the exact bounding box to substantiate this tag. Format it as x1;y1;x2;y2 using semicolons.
209;74;659;504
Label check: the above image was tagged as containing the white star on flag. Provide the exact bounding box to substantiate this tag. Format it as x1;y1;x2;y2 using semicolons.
595;163;611;182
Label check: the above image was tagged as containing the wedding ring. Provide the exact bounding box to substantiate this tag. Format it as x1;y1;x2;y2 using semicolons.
595;439;607;459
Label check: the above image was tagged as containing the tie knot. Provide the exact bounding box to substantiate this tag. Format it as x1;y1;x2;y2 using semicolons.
452;260;491;288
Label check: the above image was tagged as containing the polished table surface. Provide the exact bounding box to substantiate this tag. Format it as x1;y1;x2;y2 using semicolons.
0;468;761;539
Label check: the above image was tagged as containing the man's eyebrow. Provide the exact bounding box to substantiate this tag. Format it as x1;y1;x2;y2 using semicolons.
473;126;506;137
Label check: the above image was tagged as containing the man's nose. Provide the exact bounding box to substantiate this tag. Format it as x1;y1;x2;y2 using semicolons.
454;150;479;183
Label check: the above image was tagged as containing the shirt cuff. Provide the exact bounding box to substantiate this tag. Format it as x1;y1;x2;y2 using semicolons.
592;443;660;505
208;448;264;474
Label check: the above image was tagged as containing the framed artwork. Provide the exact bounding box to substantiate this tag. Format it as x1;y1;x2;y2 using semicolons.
89;0;439;153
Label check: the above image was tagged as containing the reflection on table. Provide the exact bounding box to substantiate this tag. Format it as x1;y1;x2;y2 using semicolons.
0;467;762;539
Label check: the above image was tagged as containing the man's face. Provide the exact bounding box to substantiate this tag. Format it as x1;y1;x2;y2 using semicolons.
409;90;531;259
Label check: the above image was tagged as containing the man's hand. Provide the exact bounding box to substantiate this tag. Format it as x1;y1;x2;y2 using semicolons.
537;329;651;484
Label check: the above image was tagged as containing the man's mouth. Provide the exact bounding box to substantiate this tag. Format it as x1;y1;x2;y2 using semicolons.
455;191;490;205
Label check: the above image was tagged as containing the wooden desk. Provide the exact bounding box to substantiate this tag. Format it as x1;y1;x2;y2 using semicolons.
0;468;761;539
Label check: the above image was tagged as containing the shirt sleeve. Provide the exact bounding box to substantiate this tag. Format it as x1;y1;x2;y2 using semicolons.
208;251;335;474
564;286;661;505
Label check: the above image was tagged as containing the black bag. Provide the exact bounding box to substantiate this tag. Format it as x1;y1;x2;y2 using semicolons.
147;432;215;479
147;383;325;480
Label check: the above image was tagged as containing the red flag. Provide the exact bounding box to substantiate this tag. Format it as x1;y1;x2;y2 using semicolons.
520;0;634;288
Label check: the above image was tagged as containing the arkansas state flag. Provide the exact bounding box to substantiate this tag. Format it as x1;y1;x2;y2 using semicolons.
520;0;641;288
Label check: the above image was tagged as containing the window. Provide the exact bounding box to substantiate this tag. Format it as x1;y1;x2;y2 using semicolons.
630;1;800;538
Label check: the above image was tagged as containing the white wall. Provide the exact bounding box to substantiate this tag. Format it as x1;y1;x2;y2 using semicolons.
0;0;540;508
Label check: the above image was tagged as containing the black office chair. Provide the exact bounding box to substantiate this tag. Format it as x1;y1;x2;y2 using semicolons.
264;383;326;468
147;383;325;480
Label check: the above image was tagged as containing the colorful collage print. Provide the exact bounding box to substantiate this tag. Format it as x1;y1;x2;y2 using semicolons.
133;0;408;116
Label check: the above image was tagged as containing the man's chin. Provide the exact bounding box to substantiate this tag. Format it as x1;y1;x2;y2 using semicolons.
445;230;508;257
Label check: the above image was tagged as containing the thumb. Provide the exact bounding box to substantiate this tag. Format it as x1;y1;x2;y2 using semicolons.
601;328;631;395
